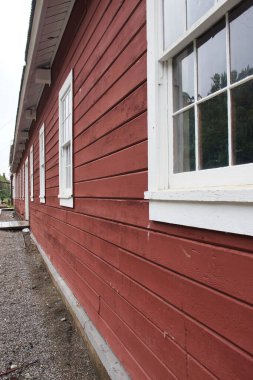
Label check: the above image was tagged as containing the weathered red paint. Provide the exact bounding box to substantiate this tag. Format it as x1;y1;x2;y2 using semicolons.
14;0;253;379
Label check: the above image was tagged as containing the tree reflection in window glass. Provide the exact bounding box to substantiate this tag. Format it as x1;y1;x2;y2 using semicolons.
197;21;227;99
174;108;195;173
232;80;253;165
187;0;215;28
230;0;253;83
173;46;194;111
199;93;228;169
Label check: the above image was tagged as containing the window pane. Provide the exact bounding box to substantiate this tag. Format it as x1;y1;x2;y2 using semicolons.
173;108;195;173
173;46;194;111
65;92;69;118
64;144;71;189
187;0;215;28
230;0;253;83
163;0;185;49
199;93;228;169
232;80;253;165
197;21;227;99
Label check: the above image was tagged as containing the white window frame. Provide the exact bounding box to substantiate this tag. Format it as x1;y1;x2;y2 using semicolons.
58;70;73;208
22;164;25;200
19;172;21;199
30;145;34;201
146;0;253;236
13;174;16;200
39;124;45;203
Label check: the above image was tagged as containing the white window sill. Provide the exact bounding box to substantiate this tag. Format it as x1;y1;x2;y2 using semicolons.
144;186;253;203
39;196;45;204
145;187;253;236
59;195;73;208
30;197;34;202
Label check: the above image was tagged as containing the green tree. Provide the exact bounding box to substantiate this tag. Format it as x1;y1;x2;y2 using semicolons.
0;173;11;202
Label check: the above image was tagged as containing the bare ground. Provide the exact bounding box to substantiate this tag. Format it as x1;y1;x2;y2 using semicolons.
0;211;99;380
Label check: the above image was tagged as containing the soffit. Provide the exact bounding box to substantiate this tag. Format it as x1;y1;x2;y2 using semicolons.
11;0;75;173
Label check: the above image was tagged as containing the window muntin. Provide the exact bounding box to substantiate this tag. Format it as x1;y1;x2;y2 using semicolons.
39;125;45;203
59;70;73;208
30;145;34;201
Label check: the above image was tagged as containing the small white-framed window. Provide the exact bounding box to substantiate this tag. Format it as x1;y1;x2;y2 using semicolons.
13;174;16;200
39;124;45;203
22;164;25;200
19;172;21;199
58;70;73;208
30;145;34;201
13;173;18;199
146;0;253;236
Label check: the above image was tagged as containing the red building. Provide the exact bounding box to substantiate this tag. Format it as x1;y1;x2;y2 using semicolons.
10;1;253;379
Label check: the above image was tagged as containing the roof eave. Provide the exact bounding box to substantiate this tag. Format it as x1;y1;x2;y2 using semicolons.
11;0;75;173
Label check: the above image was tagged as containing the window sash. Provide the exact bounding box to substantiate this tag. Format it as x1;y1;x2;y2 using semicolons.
149;0;253;191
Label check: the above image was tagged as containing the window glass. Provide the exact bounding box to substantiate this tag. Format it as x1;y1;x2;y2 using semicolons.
173;108;195;173
232;80;253;165
230;0;253;83
187;0;215;28
60;86;72;193
163;0;185;49
173;46;194;111
199;93;228;169
197;21;227;99
39;126;45;200
64;144;71;189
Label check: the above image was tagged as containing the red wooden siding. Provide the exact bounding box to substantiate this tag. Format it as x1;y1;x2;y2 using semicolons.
14;1;253;379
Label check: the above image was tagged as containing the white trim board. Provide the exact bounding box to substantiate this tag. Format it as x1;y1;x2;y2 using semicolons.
149;201;253;236
31;233;129;380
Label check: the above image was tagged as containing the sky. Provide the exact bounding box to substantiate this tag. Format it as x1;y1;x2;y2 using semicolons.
0;0;31;179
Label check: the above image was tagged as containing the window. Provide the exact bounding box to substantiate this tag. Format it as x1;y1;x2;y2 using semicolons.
59;70;73;208
22;164;25;200
19;172;21;199
30;145;34;201
39;124;45;203
13;174;16;200
146;0;253;236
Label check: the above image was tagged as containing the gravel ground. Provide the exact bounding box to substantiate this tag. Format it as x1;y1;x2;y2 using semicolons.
0;211;99;380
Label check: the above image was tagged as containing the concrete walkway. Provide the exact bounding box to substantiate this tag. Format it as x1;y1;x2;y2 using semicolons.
0;211;98;380
0;220;30;230
0;209;29;230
